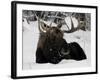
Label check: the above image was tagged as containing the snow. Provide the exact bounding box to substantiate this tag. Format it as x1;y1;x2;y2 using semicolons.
22;21;91;70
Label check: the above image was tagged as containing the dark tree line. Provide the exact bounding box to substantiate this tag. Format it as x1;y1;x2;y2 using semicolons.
22;10;91;31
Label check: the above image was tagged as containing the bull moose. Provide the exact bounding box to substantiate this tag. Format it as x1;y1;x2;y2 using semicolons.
36;16;87;64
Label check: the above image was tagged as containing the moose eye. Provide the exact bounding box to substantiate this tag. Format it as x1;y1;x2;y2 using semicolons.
56;30;59;33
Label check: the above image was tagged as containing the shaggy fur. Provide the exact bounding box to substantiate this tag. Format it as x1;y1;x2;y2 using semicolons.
36;27;87;64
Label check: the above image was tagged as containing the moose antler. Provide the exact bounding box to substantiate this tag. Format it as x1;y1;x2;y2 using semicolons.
62;16;83;33
34;12;47;33
35;12;85;33
63;17;80;33
34;12;59;33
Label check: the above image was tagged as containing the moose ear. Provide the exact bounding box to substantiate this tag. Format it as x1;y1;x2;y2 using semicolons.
57;22;62;28
38;19;50;33
41;21;49;28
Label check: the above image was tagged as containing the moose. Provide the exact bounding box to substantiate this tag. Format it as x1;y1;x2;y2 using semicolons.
36;16;87;64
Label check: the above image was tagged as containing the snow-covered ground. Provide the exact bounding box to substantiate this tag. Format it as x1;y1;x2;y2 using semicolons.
22;20;91;70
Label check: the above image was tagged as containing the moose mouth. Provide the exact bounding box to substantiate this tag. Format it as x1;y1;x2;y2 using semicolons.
49;57;61;64
48;51;62;64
